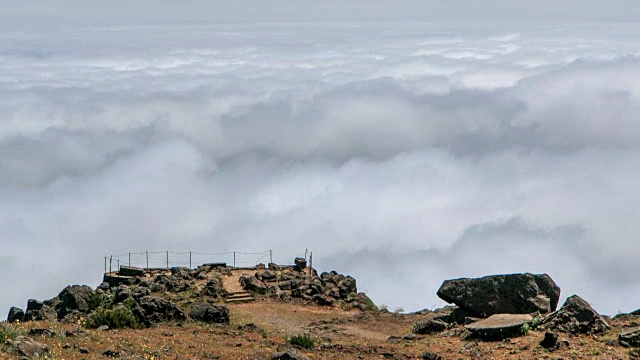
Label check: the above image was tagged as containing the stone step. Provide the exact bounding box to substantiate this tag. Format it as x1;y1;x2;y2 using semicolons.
226;296;255;303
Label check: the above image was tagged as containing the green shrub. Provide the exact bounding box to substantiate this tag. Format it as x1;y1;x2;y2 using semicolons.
85;307;142;330
0;323;22;351
88;293;105;312
289;333;314;349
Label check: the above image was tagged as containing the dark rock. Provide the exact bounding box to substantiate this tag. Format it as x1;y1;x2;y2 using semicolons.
79;347;90;354
8;307;24;323
133;286;150;299
278;281;293;291
103;349;120;357
97;282;111;291
27;299;44;312
201;278;225;298
313;294;334;306
57;285;95;318
114;285;132;303
189;303;230;324
259;270;277;282
240;275;267;294
619;328;640;347
118;266;145;277
413;319;448;334
422;352;443;360
203;262;226;268
337;276;357;298
540;331;559;349
631;309;640;316
542;295;609;334
24;304;57;322
272;349;310;360
437;273;561;317
132;296;187;326
171;267;192;279
28;328;55;337
446;307;482;325
9;336;49;358
294;257;307;271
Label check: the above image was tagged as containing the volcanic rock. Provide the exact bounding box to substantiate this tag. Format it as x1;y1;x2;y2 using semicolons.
542;295;609;334
437;273;561;316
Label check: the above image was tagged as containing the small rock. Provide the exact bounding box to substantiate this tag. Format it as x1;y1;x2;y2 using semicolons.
28;328;55;337
465;314;533;340
422;352;443;360
413;319;448;334
540;331;559;349
79;347;89;354
272;349;310;360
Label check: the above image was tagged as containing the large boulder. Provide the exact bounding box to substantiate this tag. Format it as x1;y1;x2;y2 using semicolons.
57;285;95;318
132;296;187;326
619;328;640;347
7;307;25;323
437;273;560;317
542;295;609;334
189;303;230;324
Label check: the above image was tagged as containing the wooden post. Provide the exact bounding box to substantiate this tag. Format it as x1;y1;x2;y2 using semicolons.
109;256;112;273
233;251;236;267
270;250;273;264
146;251;149;269
128;252;131;266
189;252;192;269
166;251;169;269
104;257;107;274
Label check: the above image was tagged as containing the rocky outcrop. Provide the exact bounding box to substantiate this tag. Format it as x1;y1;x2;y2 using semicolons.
132;296;187;326
189;303;230;324
294;258;307;271
57;285;95;318
542;295;609;334
437;273;561;317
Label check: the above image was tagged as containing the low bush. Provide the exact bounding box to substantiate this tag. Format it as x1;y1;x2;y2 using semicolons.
85;307;142;330
289;333;314;349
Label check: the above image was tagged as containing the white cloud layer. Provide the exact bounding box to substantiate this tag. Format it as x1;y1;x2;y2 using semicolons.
2;23;640;315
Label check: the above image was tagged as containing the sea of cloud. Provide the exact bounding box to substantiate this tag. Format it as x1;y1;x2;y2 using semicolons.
2;22;640;315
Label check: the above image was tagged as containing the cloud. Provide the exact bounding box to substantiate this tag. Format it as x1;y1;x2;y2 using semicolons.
2;23;640;316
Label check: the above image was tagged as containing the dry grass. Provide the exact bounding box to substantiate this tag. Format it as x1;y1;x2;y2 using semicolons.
4;305;638;360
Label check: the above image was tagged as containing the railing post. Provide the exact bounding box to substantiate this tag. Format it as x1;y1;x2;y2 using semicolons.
104;257;107;274
189;252;192;269
117;259;120;271
109;256;112;274
233;251;236;267
146;251;149;269
128;252;131;266
270;250;273;264
166;251;169;269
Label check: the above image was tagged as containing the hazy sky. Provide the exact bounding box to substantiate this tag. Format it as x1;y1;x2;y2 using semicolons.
2;0;640;25
2;3;640;317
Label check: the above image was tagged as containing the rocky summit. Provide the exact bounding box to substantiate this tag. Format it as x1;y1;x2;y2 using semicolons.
3;268;640;359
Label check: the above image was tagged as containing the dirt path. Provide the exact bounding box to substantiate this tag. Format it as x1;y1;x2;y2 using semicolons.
222;269;256;293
